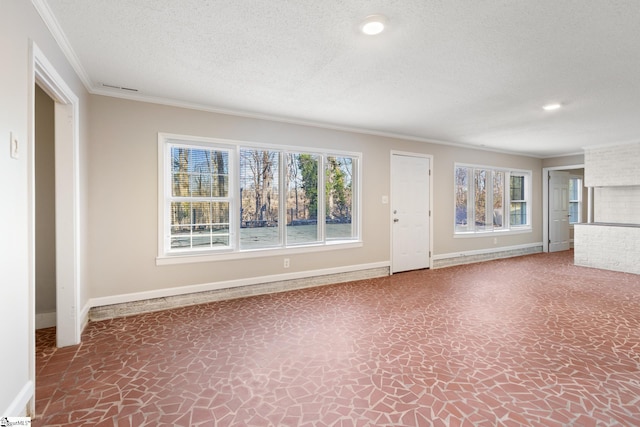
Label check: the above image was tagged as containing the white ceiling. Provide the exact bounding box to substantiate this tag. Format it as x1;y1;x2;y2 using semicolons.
38;0;640;158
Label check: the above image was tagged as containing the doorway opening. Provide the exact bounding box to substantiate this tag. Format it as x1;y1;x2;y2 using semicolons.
35;85;57;330
542;164;586;252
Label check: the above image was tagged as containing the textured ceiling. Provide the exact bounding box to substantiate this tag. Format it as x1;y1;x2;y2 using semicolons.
39;0;640;157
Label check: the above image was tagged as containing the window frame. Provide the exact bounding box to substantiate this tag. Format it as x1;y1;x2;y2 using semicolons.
158;133;362;264
165;140;234;253
454;163;532;237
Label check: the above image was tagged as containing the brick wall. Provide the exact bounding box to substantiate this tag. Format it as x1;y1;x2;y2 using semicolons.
584;142;640;187
594;186;640;224
577;142;640;275
575;225;640;275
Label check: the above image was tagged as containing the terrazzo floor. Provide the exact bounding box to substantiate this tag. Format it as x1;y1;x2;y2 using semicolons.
34;251;640;426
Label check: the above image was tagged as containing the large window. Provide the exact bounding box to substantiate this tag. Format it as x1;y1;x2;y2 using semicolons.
160;135;360;257
455;164;531;234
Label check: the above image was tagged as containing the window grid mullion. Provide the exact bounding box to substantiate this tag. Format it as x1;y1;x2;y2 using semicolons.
319;155;326;242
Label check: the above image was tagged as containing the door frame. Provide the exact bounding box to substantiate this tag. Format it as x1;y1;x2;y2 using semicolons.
542;164;584;252
28;42;82;413
390;151;434;273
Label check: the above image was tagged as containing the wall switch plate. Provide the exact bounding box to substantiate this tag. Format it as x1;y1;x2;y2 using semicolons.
10;132;19;159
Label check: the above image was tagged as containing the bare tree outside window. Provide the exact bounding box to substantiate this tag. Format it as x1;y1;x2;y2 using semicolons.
455;164;530;234
162;137;361;256
455;166;470;231
286;153;319;244
169;146;230;249
326;156;354;239
240;149;279;248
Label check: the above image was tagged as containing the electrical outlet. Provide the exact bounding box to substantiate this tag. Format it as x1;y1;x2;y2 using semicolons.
284;258;290;268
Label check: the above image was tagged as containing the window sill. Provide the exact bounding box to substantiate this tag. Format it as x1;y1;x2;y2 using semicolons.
156;240;363;265
453;228;532;238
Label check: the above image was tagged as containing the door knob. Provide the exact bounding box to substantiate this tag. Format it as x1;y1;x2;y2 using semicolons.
393;218;399;223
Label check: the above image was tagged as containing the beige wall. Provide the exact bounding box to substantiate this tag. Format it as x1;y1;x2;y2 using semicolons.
87;95;543;300
35;85;56;315
542;154;584;168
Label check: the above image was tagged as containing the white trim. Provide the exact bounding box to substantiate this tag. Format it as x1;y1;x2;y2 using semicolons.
31;0;93;89
30;39;83;365
540;151;584;159
542;164;584;252
454;228;532;238
35;312;57;329
2;381;33;417
90;261;389;308
454;164;533;235
95;89;552;157
433;242;543;261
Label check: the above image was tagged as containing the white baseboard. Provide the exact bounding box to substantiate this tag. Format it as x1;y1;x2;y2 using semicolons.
2;381;33;417
433;242;543;268
89;261;390;320
35;311;56;329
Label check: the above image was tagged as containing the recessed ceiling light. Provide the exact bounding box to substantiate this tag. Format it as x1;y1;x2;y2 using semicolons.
542;103;562;111
360;15;387;35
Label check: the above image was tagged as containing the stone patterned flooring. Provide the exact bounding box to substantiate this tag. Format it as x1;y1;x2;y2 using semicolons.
34;251;640;426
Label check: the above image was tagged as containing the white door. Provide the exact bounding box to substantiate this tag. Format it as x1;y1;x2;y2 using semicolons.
549;171;570;252
391;154;430;273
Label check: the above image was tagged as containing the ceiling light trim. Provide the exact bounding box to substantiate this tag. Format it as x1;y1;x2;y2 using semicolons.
542;103;562;111
360;15;387;35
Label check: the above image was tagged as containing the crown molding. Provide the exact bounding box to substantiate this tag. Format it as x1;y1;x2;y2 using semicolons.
32;0;93;91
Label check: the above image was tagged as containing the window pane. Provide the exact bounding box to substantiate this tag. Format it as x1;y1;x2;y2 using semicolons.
474;169;489;231
569;177;581;202
569;202;579;223
286;153;319;244
326;156;355;239
510;202;527;226
212;175;228;197
190;174;211;197
240;149;280;248
171;147;229;198
210;150;230;197
455;167;471;231
170;201;230;250
510;175;525;201
493;171;504;229
172;173;189;197
171;202;191;227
